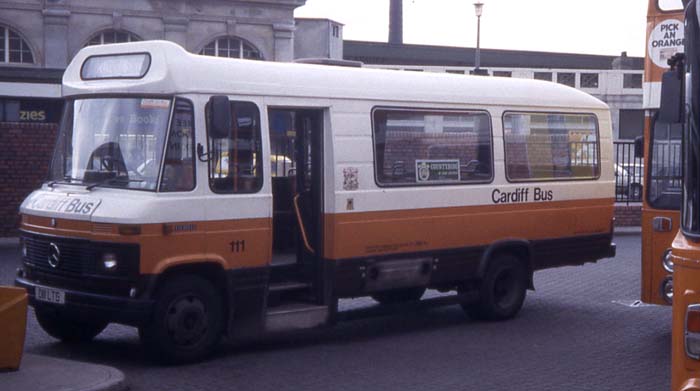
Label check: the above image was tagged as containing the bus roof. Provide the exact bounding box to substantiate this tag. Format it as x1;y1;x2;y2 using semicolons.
64;40;608;111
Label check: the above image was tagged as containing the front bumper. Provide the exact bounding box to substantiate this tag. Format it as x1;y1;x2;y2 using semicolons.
15;275;154;326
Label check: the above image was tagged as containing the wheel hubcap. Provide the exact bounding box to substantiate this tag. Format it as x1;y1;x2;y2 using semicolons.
165;295;208;347
494;270;518;308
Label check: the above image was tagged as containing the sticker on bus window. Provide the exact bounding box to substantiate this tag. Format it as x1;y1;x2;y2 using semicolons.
140;99;171;109
415;160;460;183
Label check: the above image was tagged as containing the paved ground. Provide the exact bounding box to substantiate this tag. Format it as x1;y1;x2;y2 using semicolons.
0;235;671;391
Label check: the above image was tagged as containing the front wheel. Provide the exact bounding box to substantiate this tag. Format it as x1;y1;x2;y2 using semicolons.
35;308;108;343
462;254;527;321
139;275;224;364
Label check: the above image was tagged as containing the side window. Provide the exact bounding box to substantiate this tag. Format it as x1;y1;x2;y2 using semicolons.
373;108;493;186
207;101;263;193
160;99;195;192
503;112;600;181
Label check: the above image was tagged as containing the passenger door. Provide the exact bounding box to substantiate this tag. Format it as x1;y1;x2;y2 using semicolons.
204;99;273;271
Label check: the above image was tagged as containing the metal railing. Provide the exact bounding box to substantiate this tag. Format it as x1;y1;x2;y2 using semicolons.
614;141;644;204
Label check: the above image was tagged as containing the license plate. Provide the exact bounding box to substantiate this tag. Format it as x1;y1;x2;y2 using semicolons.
36;286;65;305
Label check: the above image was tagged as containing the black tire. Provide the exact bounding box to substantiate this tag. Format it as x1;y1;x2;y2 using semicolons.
35;307;108;343
139;275;224;364
371;287;426;305
463;254;527;321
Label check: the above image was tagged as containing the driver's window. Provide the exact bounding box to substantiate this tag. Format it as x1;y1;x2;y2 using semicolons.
160;99;195;192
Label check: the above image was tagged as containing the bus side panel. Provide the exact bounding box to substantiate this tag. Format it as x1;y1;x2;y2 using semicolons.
671;233;700;391
325;200;613;297
641;208;678;304
324;199;613;259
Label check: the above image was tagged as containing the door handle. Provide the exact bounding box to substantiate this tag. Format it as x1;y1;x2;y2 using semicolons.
653;217;673;232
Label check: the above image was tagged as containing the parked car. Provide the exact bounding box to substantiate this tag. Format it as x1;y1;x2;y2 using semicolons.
614;163;643;200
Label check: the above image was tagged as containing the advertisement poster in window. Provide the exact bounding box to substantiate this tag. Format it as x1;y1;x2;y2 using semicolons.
415;160;460;183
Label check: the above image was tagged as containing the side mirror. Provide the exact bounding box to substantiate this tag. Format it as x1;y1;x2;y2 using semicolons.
659;70;683;124
634;136;644;158
208;96;231;139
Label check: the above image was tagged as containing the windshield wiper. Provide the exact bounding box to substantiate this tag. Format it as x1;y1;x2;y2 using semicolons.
48;176;81;188
86;177;144;190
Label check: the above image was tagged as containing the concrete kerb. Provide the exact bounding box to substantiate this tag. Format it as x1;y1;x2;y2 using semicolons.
1;354;127;391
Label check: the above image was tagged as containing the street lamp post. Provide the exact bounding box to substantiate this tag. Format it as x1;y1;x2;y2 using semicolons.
473;2;484;75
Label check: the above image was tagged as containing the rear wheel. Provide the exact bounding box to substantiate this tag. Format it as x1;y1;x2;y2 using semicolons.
371;287;426;305
35;307;108;343
139;275;224;364
463;254;527;321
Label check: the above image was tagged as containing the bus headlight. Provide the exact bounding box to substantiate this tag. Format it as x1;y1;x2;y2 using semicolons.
662;276;674;304
686;305;700;360
101;252;118;272
663;248;675;273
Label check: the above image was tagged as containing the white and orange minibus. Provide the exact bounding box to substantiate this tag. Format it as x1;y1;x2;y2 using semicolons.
15;41;616;363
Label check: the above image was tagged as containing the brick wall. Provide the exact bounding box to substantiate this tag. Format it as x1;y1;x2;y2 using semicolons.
0;122;58;237
614;204;642;227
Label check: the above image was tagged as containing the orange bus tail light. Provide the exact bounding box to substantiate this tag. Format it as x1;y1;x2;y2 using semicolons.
686;305;700;359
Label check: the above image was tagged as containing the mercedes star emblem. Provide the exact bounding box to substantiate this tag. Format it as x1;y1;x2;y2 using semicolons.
48;243;61;268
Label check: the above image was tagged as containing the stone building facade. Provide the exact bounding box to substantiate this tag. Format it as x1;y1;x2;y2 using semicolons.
1;0;306;69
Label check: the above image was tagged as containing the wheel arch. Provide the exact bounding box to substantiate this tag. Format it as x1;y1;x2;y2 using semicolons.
148;261;232;323
478;239;534;289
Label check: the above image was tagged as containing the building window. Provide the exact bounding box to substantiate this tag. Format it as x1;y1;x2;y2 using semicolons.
493;71;512;78
624;73;643;89
332;25;340;38
0;26;34;64
619;109;645;140
373;108;493;186
207;101;263;193
534;72;552;81
503;112;600;181
200;37;262;60
581;73;600;88
86;30;140;46
446;70;465;74
557;72;576;87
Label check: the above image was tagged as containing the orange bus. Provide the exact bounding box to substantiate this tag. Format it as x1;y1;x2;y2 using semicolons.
657;1;700;389
641;0;686;305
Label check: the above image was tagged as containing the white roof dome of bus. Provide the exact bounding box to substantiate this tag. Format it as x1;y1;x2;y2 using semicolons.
64;40;608;111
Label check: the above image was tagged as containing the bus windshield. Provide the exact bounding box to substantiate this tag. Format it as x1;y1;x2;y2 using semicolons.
658;0;684;11
49;97;172;191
